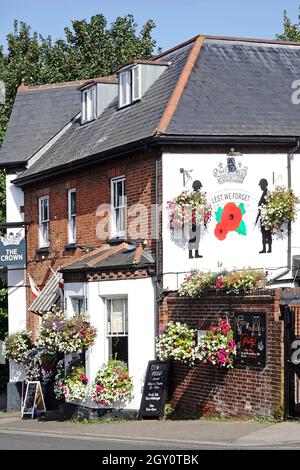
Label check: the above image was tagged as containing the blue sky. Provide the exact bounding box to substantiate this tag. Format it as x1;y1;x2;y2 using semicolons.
0;0;299;52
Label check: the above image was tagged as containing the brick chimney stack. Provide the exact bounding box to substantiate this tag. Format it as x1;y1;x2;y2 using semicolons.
18;79;28;91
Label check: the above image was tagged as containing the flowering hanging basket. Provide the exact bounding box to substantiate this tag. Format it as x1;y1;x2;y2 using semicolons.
167;190;212;230
197;319;237;369
156;321;197;365
91;360;133;408
4;330;33;365
260;186;299;234
35;311;97;354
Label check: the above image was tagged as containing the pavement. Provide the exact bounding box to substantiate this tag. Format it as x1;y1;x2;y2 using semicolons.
0;412;299;449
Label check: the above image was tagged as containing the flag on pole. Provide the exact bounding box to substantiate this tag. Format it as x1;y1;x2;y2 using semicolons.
28;273;41;299
58;279;65;310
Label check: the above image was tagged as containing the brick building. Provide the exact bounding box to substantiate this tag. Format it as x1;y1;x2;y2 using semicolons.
1;34;300;416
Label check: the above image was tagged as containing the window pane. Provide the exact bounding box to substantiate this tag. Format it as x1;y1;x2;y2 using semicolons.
121;73;128;106
42;198;49;222
111;298;125;334
109;337;128;363
70;192;76;215
132;66;140;101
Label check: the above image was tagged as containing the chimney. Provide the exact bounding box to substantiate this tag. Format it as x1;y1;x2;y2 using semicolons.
18;79;28;91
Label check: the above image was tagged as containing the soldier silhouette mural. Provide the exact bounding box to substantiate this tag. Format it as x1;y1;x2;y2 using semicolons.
188;180;203;259
256;178;272;254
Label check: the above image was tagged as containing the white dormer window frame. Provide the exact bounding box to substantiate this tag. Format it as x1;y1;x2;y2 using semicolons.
81;85;96;124
118;65;141;108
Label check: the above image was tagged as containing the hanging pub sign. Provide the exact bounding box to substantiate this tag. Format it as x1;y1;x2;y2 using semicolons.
0;232;26;266
139;360;170;419
234;312;267;365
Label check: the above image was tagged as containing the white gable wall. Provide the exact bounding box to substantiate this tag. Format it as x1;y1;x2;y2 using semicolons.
162;152;300;291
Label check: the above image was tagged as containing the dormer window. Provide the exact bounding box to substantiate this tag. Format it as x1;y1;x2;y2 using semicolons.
81;85;96;124
118;65;141;108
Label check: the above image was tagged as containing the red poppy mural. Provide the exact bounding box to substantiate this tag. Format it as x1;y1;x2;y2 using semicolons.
214;202;246;241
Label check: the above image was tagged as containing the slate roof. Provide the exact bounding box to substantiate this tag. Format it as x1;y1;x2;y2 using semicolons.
61;242;155;272
2;35;300;182
0;82;83;165
15;40;193;181
167;38;300;136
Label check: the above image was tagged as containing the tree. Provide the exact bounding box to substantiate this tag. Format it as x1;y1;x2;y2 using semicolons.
0;14;158;148
276;8;300;41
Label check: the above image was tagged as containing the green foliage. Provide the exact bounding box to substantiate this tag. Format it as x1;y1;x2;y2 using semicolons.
276;8;300;42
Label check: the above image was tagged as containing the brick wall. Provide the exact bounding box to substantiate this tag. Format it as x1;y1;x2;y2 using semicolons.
24;149;156;332
159;290;284;419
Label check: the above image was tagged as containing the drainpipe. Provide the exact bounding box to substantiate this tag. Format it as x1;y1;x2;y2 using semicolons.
154;148;162;346
271;140;300;283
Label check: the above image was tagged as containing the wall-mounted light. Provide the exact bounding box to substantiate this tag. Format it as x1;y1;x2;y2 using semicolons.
180;168;193;187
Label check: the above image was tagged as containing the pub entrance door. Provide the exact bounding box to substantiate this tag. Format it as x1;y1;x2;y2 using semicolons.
282;303;300;419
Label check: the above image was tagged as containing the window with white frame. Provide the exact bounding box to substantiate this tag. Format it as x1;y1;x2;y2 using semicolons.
70;296;86;315
111;176;126;238
118;65;141;108
68;189;76;244
81;86;96;124
39;196;49;247
106;297;128;363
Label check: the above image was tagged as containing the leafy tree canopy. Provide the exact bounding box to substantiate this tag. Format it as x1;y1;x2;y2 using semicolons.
0;13;158;332
276;8;300;41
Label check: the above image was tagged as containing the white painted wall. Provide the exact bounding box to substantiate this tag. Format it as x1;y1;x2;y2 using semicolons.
6;173;26;381
64;277;156;410
162;152;300;290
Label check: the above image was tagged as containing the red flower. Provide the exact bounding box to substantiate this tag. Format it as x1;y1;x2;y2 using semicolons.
214;223;228;240
221;203;242;231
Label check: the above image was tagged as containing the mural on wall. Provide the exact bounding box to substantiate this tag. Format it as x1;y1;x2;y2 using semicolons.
163;152;289;289
188;180;203;259
255;179;272;254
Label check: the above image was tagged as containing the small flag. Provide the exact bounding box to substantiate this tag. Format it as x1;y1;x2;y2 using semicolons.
58;278;64;310
28;273;41;299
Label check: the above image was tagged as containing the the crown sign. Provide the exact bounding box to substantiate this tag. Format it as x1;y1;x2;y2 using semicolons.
213;158;248;184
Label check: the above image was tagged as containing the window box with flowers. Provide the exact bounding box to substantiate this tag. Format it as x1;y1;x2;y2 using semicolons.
178;269;268;297
260;186;299;234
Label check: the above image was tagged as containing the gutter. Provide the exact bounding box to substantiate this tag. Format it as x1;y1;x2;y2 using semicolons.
271;140;300;283
13;135;300;187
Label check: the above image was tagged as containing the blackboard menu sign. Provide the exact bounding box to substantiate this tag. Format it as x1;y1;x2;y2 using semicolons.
22;381;46;418
234;313;267;365
139;360;170;419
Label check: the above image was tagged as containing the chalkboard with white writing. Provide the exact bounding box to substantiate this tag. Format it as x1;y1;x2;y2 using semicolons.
22;381;46;418
234;313;267;365
139;360;170;419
